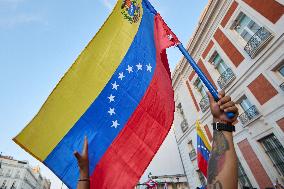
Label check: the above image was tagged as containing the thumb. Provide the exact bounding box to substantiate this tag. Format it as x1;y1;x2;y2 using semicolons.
74;151;82;162
206;91;215;105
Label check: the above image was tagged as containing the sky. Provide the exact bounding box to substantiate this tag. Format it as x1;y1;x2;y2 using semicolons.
0;0;208;188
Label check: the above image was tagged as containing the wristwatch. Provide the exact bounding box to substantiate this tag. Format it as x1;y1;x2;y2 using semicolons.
212;122;235;132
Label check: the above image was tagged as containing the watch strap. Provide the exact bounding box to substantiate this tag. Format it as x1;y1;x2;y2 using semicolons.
212;122;235;132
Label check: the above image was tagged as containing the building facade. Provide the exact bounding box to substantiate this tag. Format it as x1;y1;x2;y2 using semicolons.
172;0;284;189
0;155;51;189
135;174;189;189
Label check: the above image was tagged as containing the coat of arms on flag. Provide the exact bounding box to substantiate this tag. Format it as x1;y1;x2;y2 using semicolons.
121;0;141;23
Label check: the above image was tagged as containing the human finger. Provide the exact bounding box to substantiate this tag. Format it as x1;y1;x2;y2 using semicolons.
220;101;235;110
218;96;231;106
206;91;215;105
224;106;238;113
83;136;88;156
74;151;82;161
218;90;225;99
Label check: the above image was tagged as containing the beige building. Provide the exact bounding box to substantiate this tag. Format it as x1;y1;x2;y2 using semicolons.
135;174;189;189
172;0;284;189
0;155;51;189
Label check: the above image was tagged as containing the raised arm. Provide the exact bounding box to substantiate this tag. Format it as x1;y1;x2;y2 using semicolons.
74;136;90;189
207;91;239;189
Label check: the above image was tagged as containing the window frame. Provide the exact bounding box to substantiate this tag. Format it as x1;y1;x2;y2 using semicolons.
193;78;207;98
259;134;284;176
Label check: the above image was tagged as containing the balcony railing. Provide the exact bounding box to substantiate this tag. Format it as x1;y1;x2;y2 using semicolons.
244;27;273;59
189;150;197;161
239;105;260;125
181;119;189;133
199;95;210;113
217;68;236;89
280;82;284;92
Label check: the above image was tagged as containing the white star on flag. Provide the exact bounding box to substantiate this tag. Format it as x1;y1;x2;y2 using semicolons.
111;120;120;128
118;72;125;80
126;65;133;73
146;64;152;72
108;94;115;103
108;108;115;116
111;81;119;90
167;34;173;40
136;63;142;71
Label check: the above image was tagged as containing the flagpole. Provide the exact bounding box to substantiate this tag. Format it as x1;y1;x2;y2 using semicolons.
176;44;234;118
144;0;235;118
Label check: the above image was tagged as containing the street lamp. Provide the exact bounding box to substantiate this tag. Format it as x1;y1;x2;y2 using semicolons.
0;152;2;169
148;172;152;179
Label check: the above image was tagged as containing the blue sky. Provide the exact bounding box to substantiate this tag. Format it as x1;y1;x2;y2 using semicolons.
0;0;208;188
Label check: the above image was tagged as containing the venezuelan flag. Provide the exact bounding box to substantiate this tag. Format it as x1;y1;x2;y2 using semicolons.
196;121;212;177
14;0;178;188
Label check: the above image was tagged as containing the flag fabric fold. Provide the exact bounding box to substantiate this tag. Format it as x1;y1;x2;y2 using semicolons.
196;120;212;177
14;0;178;188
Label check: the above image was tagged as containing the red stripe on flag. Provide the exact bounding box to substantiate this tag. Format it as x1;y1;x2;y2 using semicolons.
198;151;208;177
90;15;175;189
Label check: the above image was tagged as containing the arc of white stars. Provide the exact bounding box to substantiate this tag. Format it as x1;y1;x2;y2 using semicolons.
136;63;142;71
108;94;115;103
146;64;152;72
111;120;120;128
111;81;119;90
108;108;115;116
118;72;125;80
126;65;133;73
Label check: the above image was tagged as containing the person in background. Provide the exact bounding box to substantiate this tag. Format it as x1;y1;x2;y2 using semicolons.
74;91;239;189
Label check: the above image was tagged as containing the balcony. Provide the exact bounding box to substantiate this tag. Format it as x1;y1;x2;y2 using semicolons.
181;119;189;133
239;105;260;125
217;68;236;89
280;82;284;91
244;27;273;59
189;150;197;161
199;95;210;113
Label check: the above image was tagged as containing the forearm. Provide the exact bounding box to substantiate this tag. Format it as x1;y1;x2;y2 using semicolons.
77;170;90;189
207;130;238;189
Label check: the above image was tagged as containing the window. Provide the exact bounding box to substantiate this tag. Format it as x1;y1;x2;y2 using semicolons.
279;65;284;78
176;103;188;133
212;53;229;74
239;96;253;112
278;64;284;91
234;12;260;42
196;170;206;186
211;52;235;89
194;78;206;97
233;12;273;58
194;78;210;112
5;169;11;177
238;96;259;125
188;141;196;161
259;134;284;176
15;170;20;178
238;162;253;188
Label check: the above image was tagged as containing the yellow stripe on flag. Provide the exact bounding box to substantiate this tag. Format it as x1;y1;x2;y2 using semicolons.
196;120;211;150
14;0;143;161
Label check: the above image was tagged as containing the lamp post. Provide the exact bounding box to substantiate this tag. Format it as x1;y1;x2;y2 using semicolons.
0;152;2;169
148;172;152;179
